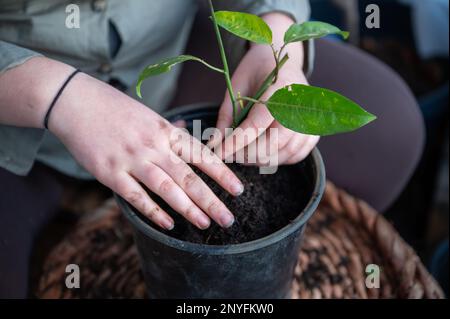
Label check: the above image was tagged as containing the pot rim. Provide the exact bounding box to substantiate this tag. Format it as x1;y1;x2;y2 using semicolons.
115;103;326;255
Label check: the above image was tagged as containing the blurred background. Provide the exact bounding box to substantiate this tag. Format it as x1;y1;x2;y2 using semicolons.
309;0;448;295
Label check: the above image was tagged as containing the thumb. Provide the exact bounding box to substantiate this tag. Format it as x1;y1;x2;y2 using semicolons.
208;78;251;149
207;93;233;149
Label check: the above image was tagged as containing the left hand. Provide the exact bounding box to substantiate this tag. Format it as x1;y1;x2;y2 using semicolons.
210;13;320;166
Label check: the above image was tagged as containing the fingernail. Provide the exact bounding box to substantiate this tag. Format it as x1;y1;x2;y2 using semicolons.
197;214;211;230
220;212;235;228
231;183;244;196
162;218;174;231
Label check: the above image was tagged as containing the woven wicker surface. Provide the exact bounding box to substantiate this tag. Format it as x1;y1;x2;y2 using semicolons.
36;182;444;299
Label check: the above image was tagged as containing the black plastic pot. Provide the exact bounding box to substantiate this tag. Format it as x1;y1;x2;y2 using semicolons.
115;103;326;298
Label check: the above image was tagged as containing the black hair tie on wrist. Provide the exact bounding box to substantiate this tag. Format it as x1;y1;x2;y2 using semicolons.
44;69;81;130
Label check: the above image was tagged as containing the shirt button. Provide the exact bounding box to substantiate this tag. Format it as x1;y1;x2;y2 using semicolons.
92;0;107;12
99;63;112;74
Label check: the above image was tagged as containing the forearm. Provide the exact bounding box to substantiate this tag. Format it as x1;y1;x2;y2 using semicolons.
0;57;75;129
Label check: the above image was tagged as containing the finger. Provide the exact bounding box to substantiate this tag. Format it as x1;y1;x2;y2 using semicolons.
170;130;244;196
219;103;274;161
217;72;301;160
248;122;296;165
284;136;320;165
270;121;295;150
228;113;297;166
277;134;309;165
114;173;174;230
208;76;251;149
157;155;236;229
134;161;211;230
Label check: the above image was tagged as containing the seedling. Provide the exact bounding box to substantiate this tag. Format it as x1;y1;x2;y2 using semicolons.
136;0;376;136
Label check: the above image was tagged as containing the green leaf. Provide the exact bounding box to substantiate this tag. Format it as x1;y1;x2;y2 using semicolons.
284;21;349;44
136;55;223;98
265;84;376;136
214;11;272;45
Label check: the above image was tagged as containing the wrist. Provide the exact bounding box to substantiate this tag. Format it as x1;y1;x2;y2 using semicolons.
29;58;76;129
47;70;92;138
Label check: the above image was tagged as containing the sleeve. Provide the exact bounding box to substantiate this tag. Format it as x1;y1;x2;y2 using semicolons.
0;40;45;176
0;40;42;74
212;0;314;77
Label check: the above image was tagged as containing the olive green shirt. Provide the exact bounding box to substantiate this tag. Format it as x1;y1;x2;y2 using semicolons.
0;0;312;178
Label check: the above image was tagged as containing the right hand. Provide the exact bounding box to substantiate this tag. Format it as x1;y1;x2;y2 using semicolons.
49;71;243;231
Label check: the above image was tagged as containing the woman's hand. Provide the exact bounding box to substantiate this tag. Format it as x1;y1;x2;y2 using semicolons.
211;13;319;166
46;69;243;231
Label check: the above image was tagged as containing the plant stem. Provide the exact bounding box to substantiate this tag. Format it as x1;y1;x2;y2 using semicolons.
277;43;288;63
234;54;289;126
200;62;225;74
238;96;264;104
208;0;238;127
270;44;280;83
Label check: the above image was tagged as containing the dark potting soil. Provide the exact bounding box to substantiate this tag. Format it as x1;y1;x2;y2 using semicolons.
148;163;312;245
